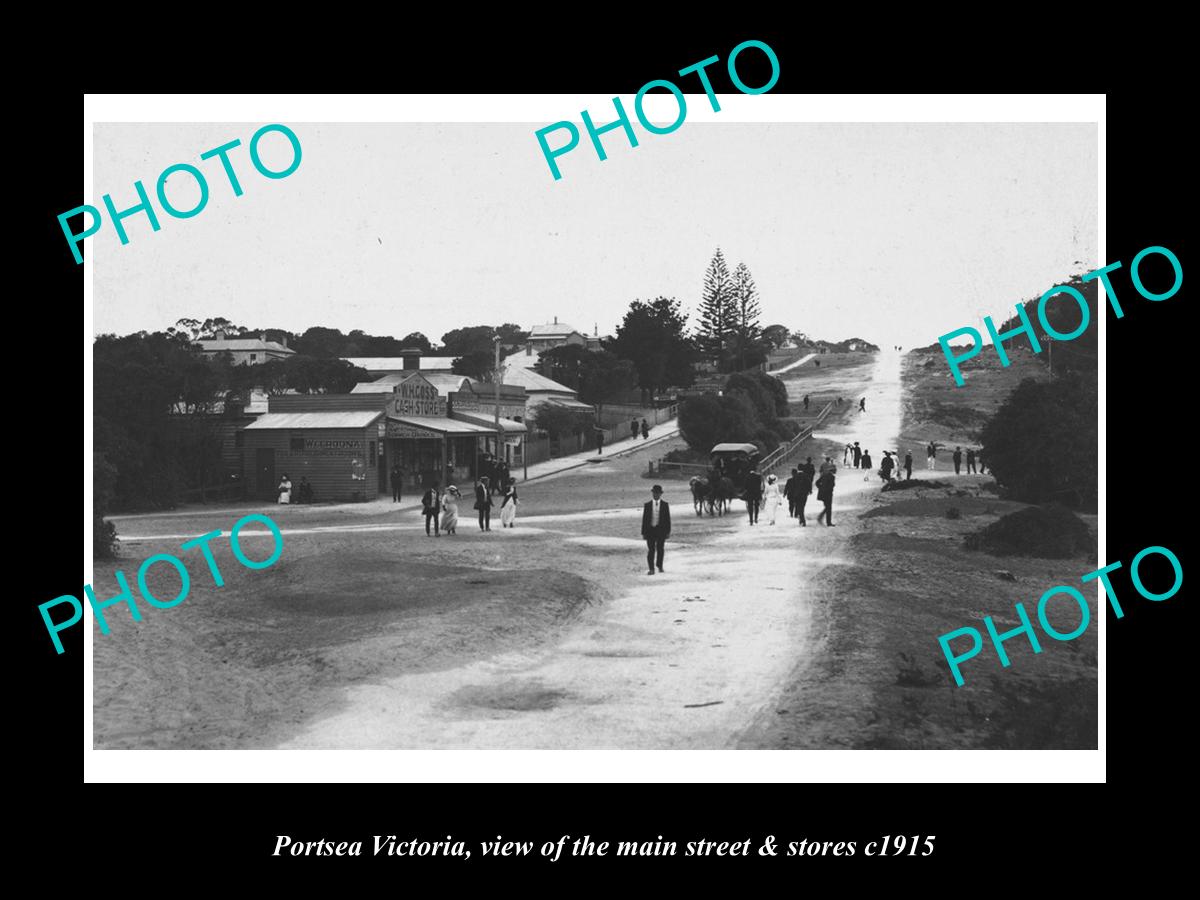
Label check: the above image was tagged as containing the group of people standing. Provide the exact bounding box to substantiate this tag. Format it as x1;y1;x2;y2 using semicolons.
277;474;314;504
419;476;520;537
925;442;986;475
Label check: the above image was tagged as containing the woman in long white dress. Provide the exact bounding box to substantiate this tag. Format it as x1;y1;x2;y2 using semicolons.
762;473;782;524
499;485;519;527
277;474;292;504
441;485;460;535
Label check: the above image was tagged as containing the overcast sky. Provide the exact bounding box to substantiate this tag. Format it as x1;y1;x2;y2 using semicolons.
93;122;1096;349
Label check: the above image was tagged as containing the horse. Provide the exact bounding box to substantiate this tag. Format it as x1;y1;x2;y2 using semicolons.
689;476;709;516
710;476;738;516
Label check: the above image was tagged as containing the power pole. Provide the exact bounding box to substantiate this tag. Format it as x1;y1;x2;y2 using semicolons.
493;335;503;463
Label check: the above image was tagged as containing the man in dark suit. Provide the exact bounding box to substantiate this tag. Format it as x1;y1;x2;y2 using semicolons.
743;468;763;525
641;485;671;575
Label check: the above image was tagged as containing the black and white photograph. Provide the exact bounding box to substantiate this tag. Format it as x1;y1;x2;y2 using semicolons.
83;101;1102;769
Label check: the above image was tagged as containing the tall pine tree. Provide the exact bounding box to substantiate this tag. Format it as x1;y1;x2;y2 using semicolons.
730;261;762;371
697;248;732;365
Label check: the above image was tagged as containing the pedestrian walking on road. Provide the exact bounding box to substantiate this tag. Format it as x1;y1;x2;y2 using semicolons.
390;463;404;502
784;468;800;518
594;427;605;455
861;449;873;473
852;442;862;468
641;484;671;575
816;469;836;526
978;449;987;475
440;485;460;535
904;451;913;481
927;441;937;471
859;397;866;412
803;394;810;411
953;446;963;475
843;443;851;465
744;468;764;525
795;464;815;525
966;448;977;474
474;476;493;531
500;484;519;527
880;451;895;484
422;482;442;537
818;456;837;478
641;418;650;440
631;418;639;441
763;474;782;525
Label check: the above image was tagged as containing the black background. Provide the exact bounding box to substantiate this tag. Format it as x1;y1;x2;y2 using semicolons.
24;25;1186;884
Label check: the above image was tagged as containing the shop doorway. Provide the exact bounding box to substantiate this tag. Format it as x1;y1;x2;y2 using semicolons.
254;448;276;499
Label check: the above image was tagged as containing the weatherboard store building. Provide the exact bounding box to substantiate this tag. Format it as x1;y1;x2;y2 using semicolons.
240;373;526;502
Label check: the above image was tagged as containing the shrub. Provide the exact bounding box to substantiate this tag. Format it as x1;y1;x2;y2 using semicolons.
678;392;759;454
945;506;962;520
978;376;1097;509
94;515;120;558
964;504;1091;558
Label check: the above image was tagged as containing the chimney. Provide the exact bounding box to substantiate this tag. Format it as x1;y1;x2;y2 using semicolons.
400;348;422;371
281;334;288;349
554;316;557;325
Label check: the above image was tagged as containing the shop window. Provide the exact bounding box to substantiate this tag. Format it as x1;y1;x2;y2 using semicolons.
290;435;305;451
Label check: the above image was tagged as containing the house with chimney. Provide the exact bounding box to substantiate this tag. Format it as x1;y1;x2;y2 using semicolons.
194;329;296;366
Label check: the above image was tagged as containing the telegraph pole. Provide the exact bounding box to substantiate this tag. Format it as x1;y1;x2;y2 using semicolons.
493;335;503;463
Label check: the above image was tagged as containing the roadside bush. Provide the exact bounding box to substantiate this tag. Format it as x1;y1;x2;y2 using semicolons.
979;375;1097;509
964;504;1091;558
678;392;758;453
945;506;962;520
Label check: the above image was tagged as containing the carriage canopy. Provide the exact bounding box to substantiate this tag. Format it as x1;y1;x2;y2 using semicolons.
710;443;759;457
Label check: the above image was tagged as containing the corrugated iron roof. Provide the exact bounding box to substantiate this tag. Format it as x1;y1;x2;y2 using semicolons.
244;411;383;430
342;357;459;371
501;365;577;394
391;416;497;435
452;413;528;433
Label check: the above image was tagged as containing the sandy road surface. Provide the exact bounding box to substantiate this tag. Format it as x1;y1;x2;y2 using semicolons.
278;353;904;749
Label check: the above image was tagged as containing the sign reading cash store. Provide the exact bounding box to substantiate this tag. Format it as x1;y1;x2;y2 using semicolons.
385;374;446;437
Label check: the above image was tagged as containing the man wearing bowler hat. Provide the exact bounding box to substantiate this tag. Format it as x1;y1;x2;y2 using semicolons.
641;485;672;575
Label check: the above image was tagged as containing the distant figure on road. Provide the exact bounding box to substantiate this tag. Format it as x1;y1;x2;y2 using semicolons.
500;484;519;527
641;418;650;440
744;468;764;525
474;477;493;531
390;463;404;503
440;485;460;535
816;469;836;526
927;441;937;471
630;418;639;440
852;442;862;468
595;427;604;455
641;484;671;575
859;397;866;412
784;468;799;518
422;482;442;537
803;394;810;411
762;474;782;525
966;448;977;474
953;446;963;475
978;449;987;475
880;451;895;483
794;464;815;526
904;452;913;481
861;449;873;472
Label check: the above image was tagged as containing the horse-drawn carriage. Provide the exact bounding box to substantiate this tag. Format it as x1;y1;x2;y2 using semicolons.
689;443;760;516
